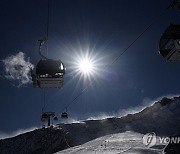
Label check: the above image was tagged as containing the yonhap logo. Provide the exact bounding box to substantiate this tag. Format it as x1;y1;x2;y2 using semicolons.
143;132;180;151
143;132;157;148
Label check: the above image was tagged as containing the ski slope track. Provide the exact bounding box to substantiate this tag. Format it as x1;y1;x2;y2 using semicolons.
0;96;180;153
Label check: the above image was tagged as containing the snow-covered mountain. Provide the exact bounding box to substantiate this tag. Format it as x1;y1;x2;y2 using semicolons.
0;96;180;154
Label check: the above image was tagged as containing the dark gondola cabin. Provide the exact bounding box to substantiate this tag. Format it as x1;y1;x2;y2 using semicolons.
31;38;66;88
61;112;68;119
35;59;65;88
54;116;58;121
41;113;49;122
159;24;180;61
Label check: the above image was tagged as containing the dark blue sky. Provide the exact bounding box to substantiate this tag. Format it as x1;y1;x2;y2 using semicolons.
1;0;180;133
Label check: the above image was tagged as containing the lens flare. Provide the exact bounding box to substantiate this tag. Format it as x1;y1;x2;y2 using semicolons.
78;59;93;74
62;43;107;82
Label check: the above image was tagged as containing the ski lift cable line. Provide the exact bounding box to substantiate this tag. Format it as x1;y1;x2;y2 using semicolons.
46;0;50;57
63;5;171;111
42;89;46;112
41;0;50;113
109;6;170;66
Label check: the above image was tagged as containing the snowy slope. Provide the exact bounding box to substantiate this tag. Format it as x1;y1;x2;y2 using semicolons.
56;131;165;154
0;96;180;153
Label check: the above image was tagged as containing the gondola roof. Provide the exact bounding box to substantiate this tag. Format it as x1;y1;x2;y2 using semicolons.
36;59;63;69
160;24;180;40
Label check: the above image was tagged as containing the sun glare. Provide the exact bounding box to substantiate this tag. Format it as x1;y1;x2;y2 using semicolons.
78;59;93;74
66;46;104;80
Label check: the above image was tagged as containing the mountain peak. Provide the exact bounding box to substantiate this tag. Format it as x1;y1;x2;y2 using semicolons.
1;96;180;153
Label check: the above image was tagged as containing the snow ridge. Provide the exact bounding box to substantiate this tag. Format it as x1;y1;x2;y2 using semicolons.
0;96;180;153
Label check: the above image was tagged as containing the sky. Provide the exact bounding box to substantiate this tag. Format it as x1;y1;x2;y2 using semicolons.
0;0;180;133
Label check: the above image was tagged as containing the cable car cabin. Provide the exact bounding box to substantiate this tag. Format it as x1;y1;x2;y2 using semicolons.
159;24;180;61
41;112;55;122
61;112;68;119
54;116;58;121
41;113;49;122
33;59;65;88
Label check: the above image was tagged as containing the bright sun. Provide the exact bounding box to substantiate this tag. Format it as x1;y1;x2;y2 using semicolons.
78;59;93;74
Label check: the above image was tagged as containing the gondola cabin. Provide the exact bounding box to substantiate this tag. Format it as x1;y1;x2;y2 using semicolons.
159;24;180;61
32;59;65;88
54;116;58;121
41;113;49;122
61;112;68;119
